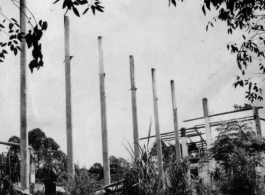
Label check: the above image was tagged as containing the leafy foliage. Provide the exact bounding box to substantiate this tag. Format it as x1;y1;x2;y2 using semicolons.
4;129;66;195
6;136;20;183
209;120;265;194
120;143;163;195
173;0;265;102
164;158;193;195
0;17;23;61
87;162;104;181
0;2;48;73
109;156;128;183
1;0;104;74
119;138;199;195
25;21;48;73
59;165;103;195
28;129;67;179
53;0;104;16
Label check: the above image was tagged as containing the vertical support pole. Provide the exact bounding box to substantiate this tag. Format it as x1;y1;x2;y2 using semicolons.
253;106;262;136
181;128;188;157
202;98;212;149
64;16;74;179
20;0;29;191
98;36;110;185
9;152;11;176
170;80;181;161
151;69;164;184
201;138;204;157
29;149;36;191
129;56;139;159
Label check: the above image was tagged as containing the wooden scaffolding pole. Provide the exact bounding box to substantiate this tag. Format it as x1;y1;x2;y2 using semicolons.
253;106;262;136
170;80;181;161
64;16;74;179
129;56;139;159
98;36;110;185
202;98;212;148
151;69;164;184
20;0;29;191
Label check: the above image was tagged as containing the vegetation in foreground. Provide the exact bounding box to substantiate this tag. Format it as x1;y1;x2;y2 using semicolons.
0;120;265;195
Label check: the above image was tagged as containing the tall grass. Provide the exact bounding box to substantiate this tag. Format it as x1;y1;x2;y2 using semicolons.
119;129;196;195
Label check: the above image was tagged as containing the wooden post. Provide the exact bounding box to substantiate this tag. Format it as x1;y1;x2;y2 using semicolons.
181;128;188;157
170;80;181;161
20;0;29;191
64;16;74;179
253;106;262;136
202;98;212;148
129;56;139;159
98;36;110;185
151;69;164;184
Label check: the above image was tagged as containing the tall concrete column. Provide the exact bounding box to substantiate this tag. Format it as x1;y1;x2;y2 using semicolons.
151;69;164;184
20;0;29;191
202;98;212;148
64;16;74;179
129;56;139;159
29;149;36;192
170;80;181;161
253;106;262;136
98;36;110;185
181;128;188;157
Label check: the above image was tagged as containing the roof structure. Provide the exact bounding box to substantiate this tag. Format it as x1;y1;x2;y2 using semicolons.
140;107;263;151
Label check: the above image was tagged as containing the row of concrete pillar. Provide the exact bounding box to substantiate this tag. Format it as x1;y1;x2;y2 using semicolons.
97;34;263;185
18;6;263;190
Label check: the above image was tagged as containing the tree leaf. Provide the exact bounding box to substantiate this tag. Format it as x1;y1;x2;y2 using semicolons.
83;8;89;15
14;48;17;56
76;0;88;5
16;46;22;51
202;5;206;15
63;0;67;9
42;21;48;31
205;0;210;10
91;5;95;15
0;23;4;28
11;18;17;23
9;23;14;30
73;6;80;17
95;5;104;12
53;0;61;4
171;0;176;7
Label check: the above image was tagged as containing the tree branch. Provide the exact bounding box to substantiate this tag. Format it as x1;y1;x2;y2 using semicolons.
12;0;37;26
10;0;34;28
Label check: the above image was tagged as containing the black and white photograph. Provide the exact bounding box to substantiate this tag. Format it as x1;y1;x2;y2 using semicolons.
1;0;265;194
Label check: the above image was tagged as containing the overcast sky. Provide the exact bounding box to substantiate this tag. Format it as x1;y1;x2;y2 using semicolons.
1;0;264;168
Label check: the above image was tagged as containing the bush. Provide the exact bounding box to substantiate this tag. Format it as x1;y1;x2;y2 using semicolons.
209;120;265;195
